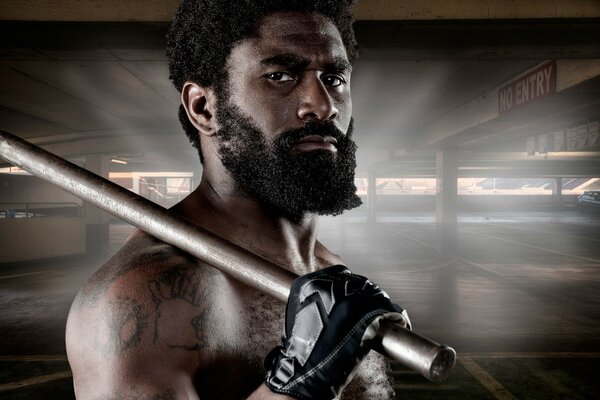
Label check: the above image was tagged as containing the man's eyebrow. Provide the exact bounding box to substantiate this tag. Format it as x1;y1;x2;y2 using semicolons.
260;54;352;73
260;54;311;70
327;57;353;73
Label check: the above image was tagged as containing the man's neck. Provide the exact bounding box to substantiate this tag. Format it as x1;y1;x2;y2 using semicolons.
172;177;327;276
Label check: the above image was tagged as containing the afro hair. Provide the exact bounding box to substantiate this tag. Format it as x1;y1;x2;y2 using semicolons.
166;0;359;161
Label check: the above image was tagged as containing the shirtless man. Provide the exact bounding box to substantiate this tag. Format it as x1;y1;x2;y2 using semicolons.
66;1;409;398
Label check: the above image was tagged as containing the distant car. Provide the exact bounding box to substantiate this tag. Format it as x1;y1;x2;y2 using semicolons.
576;190;600;213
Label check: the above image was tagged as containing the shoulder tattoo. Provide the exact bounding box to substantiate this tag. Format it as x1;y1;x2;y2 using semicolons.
106;296;148;355
148;266;214;350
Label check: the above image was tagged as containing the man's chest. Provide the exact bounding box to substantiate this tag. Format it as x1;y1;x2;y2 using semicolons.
191;289;282;398
200;287;396;399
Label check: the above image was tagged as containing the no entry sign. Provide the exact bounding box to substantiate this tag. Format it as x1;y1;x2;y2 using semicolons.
499;61;556;114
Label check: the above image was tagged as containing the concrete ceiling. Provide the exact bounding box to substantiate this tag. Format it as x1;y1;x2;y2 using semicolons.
0;19;599;175
2;0;599;22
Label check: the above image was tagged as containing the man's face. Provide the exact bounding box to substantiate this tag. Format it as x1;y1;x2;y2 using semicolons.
214;11;361;219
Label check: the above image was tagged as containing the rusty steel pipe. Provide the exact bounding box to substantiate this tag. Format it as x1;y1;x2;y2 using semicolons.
0;130;456;382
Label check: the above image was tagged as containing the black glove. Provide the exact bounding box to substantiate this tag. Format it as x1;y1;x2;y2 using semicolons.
264;265;410;400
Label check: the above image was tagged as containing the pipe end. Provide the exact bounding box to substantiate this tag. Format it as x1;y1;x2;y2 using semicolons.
428;346;457;383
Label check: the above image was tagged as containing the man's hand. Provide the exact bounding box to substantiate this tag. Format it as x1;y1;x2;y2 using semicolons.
264;265;410;400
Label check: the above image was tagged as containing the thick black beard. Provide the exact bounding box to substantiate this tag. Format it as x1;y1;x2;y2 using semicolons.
215;102;362;220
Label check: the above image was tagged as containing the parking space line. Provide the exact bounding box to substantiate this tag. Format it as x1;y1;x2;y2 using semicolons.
376;225;438;251
460;357;518;400
368;261;455;274
0;371;72;392
393;383;460;390
463;352;600;358
0;271;50;281
485;222;600;243
463;230;600;263
453;255;504;277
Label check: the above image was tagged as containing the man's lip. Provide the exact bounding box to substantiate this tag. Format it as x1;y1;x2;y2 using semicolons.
292;135;338;152
293;142;338;152
296;135;338;145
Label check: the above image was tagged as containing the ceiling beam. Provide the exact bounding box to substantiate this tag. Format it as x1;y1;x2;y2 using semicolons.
369;152;600;178
375;164;600;178
1;0;599;22
2;21;597;62
422;60;600;148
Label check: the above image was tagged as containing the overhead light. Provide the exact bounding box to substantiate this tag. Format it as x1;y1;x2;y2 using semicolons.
111;158;128;165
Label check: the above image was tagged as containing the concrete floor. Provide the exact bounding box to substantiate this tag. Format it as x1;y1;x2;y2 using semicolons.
1;210;599;399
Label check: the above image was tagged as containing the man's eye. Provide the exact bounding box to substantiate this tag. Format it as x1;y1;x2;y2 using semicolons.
322;75;346;87
265;72;295;82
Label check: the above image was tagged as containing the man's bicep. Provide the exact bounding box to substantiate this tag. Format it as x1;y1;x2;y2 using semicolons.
68;310;200;399
66;275;208;399
69;327;201;400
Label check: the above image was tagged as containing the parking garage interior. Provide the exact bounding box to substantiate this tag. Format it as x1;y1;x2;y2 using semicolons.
1;1;600;399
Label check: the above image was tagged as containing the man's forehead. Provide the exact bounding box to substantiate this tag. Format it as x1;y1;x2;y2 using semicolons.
256;11;341;39
240;11;349;66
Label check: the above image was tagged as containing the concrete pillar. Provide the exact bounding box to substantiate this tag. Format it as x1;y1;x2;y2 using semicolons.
552;178;563;204
367;169;377;224
84;154;110;255
132;172;140;194
436;149;458;255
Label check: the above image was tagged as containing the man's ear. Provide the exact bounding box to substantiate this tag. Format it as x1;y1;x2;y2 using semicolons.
181;81;218;137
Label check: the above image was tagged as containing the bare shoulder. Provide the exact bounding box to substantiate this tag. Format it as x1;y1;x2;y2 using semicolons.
66;230;220;399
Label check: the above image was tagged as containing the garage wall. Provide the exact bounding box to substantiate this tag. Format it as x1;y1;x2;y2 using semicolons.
0;174;85;262
0;217;85;263
0;174;81;205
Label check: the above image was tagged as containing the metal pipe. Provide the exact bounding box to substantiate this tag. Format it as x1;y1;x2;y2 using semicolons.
377;321;456;382
0;130;456;382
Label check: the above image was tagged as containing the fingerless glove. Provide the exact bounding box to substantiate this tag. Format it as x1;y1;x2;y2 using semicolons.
265;265;410;400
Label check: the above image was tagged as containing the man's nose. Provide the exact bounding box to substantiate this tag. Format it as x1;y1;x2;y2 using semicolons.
296;78;338;122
